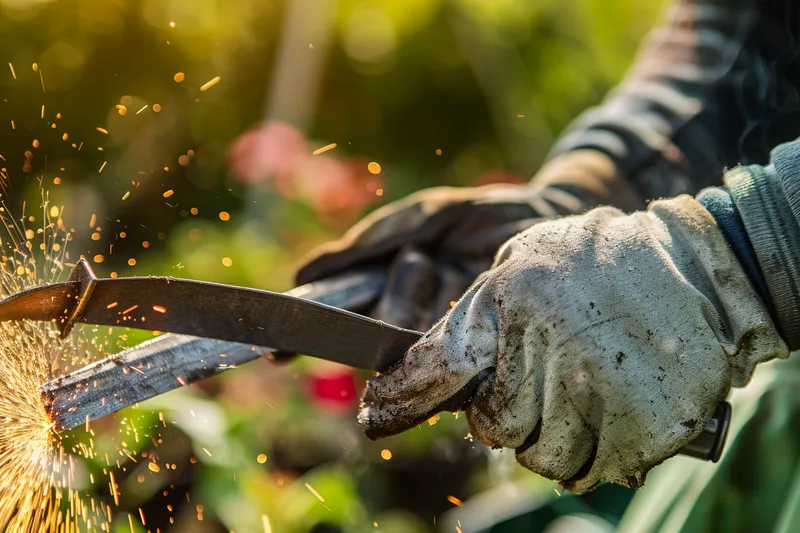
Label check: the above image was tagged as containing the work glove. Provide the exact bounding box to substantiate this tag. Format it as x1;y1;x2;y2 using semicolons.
297;150;642;330
358;194;789;492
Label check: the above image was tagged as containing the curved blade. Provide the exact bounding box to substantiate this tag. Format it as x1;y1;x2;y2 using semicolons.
0;281;77;322
0;260;421;371
77;276;420;370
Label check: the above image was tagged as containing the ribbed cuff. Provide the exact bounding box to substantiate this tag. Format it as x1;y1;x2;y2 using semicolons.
725;165;800;350
696;187;773;313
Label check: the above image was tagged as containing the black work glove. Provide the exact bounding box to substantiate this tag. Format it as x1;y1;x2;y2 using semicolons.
296;150;641;330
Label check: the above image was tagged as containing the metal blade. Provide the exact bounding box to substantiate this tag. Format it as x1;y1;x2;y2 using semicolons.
0;260;421;370
75;275;421;369
34;263;419;431
41;334;270;431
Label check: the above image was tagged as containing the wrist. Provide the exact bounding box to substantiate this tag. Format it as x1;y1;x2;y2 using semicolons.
723;160;800;350
696;187;774;314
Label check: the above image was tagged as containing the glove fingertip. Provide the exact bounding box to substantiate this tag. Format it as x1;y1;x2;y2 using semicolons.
357;402;416;441
358;369;493;440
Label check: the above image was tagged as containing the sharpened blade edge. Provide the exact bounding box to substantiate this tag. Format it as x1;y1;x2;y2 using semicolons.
42;335;269;431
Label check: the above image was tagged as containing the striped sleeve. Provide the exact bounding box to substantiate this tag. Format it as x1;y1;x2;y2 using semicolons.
546;0;800;201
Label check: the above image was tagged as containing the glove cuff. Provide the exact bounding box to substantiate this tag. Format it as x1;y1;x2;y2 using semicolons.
724;160;800;350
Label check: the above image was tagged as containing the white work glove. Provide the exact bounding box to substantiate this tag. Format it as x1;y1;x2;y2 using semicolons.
359;195;789;492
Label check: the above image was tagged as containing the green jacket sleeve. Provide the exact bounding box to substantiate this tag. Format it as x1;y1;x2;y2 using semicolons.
723;140;800;349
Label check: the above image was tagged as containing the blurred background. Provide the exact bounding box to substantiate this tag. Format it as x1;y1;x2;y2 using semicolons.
0;0;664;530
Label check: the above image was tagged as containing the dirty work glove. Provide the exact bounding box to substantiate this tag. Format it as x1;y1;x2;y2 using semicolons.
297;150;642;330
359;194;789;492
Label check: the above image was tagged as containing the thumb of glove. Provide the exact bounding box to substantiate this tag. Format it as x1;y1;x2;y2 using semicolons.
358;274;499;439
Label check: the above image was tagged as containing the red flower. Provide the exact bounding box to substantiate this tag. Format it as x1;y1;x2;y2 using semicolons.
228;121;384;224
307;368;359;411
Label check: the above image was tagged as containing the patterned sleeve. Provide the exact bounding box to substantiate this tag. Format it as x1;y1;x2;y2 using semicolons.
546;0;800;200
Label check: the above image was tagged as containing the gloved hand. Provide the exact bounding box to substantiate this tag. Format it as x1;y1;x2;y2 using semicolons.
359;195;789;492
297;150;641;330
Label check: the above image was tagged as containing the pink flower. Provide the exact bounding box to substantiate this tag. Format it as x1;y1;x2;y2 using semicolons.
228;121;308;185
228;121;384;224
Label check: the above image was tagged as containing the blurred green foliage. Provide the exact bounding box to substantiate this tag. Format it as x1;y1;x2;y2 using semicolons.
0;0;663;530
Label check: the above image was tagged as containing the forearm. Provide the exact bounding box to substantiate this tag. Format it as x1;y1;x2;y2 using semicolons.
544;0;800;201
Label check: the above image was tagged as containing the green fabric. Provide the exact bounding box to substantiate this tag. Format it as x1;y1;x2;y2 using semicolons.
725;160;800;348
618;354;800;533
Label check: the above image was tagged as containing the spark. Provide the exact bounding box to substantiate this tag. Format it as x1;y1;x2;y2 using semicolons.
0;191;111;531
199;76;220;92
447;495;463;507
304;482;325;503
312;143;337;155
8;63;15;79
0;317;60;531
109;471;120;505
